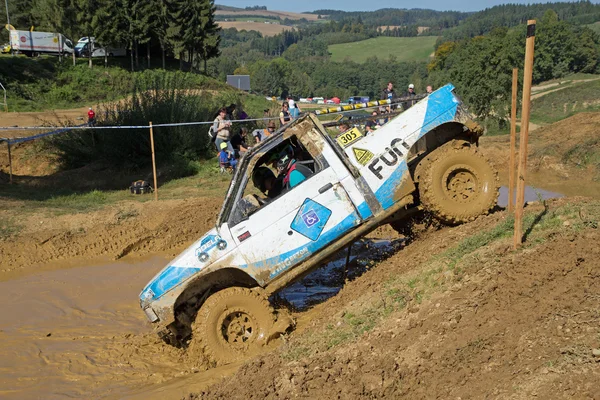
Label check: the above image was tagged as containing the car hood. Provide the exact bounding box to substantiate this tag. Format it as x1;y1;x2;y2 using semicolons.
139;228;227;307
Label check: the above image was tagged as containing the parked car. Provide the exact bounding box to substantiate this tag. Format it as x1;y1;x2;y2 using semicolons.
75;37;126;57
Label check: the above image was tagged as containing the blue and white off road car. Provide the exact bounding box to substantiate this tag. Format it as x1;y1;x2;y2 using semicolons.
140;84;498;364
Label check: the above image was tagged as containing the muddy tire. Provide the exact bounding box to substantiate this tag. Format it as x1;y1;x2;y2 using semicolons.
418;141;498;225
192;287;276;365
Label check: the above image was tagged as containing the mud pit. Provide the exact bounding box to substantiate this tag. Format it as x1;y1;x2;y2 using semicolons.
0;237;403;399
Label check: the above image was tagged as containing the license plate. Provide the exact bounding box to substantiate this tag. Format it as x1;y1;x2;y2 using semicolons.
336;127;363;147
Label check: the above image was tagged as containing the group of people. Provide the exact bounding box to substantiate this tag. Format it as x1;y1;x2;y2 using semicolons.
380;82;433;112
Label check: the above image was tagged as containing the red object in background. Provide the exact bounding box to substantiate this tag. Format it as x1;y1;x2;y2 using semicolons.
88;109;96;120
332;97;341;104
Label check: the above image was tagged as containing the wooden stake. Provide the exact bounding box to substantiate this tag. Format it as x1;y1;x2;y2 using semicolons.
149;122;158;201
508;68;519;213
514;20;536;249
7;140;13;184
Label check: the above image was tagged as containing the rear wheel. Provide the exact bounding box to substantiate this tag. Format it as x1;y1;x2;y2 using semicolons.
418;141;498;225
191;287;276;365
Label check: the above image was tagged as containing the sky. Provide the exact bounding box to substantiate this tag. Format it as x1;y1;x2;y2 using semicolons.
217;0;599;13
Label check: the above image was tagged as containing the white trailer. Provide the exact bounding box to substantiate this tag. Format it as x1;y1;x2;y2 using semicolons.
9;30;74;56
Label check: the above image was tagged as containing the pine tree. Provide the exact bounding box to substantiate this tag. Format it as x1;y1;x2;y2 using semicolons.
196;0;220;73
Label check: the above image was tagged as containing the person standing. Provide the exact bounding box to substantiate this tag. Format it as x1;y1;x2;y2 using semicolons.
279;102;292;127
380;82;396;113
87;107;96;126
213;107;232;152
404;84;418;108
288;97;300;118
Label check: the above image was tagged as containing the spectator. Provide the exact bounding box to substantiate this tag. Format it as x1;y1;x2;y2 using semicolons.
380;81;396;113
288;97;300;118
404;84;418;108
426;85;433;95
279;102;292;127
218;142;237;172
230;127;250;157
337;123;350;134
213;107;232;153
226;103;236;120
87;107;96;126
253;120;276;143
237;106;248;120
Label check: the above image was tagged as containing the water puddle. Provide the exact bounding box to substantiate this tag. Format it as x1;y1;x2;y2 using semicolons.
277;238;404;311
497;185;563;208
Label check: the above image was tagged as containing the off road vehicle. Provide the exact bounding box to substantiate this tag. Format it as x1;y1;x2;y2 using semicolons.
139;84;498;364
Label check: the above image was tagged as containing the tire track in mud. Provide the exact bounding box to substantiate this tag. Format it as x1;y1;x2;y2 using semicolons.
0;197;222;279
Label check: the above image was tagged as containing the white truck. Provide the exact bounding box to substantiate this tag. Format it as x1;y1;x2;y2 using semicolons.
139;84;499;364
9;30;74;56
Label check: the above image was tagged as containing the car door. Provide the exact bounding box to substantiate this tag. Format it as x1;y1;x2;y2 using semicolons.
227;132;363;285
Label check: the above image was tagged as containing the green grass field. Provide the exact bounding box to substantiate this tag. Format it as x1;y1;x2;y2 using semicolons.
531;77;600;124
328;36;438;63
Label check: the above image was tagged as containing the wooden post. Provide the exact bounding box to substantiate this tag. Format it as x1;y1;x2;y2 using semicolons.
149;122;158;201
514;20;536;249
508;68;519;213
6;140;13;184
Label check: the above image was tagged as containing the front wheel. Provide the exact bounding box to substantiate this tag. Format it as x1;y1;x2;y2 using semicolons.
418;141;498;225
191;287;276;365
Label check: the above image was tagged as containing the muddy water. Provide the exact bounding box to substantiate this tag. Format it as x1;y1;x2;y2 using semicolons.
0;238;404;399
0;256;176;399
497;185;563;208
278;238;404;310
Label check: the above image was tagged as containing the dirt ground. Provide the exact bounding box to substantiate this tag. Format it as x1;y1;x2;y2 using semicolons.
196;199;600;399
0;111;599;398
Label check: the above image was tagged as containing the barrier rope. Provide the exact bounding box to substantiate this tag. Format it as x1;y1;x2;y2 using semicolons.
0;98;417;145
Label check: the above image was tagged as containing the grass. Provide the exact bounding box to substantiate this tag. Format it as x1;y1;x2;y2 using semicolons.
0;216;22;238
328;36;438;63
0;56;233;112
562;138;600;170
530;78;600;125
280;200;600;362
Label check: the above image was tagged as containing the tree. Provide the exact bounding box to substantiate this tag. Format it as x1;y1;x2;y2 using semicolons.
194;0;221;73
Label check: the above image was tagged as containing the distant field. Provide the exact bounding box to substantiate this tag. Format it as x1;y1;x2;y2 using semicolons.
215;9;319;21
531;76;600;124
218;21;290;36
587;21;600;34
328;36;438;63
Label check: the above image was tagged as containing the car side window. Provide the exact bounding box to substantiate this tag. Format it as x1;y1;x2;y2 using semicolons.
228;135;322;227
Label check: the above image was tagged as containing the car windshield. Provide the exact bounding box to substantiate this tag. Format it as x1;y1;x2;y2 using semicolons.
75;43;86;49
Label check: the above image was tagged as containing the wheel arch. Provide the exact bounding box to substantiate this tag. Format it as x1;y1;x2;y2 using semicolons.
174;267;259;312
408;121;478;183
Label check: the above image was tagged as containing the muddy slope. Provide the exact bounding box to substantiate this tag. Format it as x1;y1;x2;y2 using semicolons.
197;200;600;399
0;197;222;280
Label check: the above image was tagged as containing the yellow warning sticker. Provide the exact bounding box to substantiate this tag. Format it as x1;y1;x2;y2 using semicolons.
352;147;374;166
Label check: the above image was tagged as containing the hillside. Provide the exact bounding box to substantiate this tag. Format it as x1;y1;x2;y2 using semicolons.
329;36;437;63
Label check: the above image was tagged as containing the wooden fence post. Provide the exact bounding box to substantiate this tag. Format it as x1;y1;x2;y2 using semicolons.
7;140;13;184
149;122;158;201
508;68;519;213
514;20;536;249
